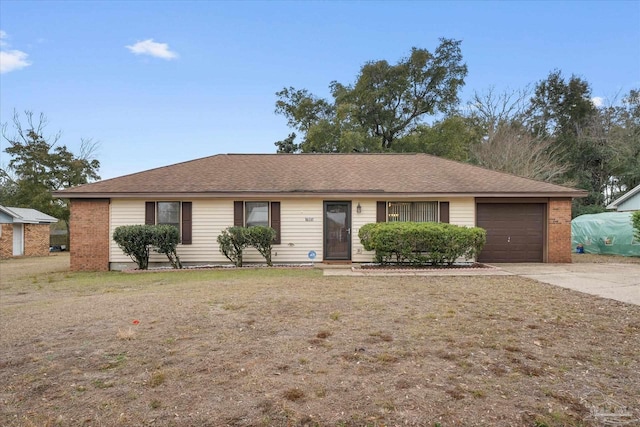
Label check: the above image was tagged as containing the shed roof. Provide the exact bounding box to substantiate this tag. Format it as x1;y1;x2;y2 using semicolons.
53;153;587;198
0;205;59;224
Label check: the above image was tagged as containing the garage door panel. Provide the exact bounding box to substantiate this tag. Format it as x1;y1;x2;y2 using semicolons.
477;203;545;263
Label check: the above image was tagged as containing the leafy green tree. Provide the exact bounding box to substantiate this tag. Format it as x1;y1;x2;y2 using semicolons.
632;211;640;242
274;132;299;154
1;111;100;230
275;39;467;152
526;71;603;207
394;115;481;161
607;90;640;194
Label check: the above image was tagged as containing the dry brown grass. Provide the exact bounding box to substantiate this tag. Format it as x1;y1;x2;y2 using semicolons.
1;255;639;426
572;253;640;264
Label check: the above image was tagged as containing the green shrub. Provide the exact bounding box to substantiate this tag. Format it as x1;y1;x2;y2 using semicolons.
217;227;250;267
633;211;640;242
358;221;486;265
113;224;184;270
246;226;277;266
152;225;182;269
217;226;277;266
113;225;155;270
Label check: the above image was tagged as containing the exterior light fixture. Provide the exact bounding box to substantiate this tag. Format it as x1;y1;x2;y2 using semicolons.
356;203;362;214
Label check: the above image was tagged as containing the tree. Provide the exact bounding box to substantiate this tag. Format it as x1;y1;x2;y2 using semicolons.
393;115;481;162
470;122;571;183
461;87;571;183
274;39;467;152
466;86;531;141
525;71;629;213
607;90;640;194
1;111;100;234
632;211;640;242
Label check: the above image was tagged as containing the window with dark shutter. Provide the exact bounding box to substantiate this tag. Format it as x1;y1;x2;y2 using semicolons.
145;202;155;225
181;202;192;244
270;202;281;244
439;202;450;223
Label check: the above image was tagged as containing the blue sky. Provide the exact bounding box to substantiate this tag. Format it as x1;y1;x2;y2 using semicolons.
1;1;639;180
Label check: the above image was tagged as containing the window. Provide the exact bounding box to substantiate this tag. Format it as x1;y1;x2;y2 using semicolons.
157;202;180;230
234;201;281;244
388;201;438;222
245;202;269;227
145;201;192;245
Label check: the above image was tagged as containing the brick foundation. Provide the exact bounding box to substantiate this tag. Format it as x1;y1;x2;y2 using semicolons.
70;199;110;271
547;198;572;263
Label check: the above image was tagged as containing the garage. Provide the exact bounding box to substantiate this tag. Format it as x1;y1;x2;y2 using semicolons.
476;203;545;263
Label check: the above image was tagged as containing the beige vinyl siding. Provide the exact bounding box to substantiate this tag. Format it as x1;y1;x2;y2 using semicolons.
243;199;324;263
110;199;235;265
349;198;476;263
450;197;475;227
109;197;478;267
351;200;377;262
110;199;145;264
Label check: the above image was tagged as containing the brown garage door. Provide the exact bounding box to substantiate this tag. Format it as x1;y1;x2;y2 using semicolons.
477;203;545;263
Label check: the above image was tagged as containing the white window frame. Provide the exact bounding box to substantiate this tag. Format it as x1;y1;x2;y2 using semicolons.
245;201;270;228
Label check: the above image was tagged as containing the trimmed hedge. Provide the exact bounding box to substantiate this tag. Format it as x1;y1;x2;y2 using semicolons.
113;224;182;270
359;222;486;265
217;226;277;267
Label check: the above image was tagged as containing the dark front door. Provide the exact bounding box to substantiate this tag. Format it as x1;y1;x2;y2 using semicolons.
324;201;351;261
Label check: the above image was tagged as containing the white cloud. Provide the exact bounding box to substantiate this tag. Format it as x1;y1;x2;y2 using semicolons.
0;30;31;74
591;96;604;107
125;39;178;60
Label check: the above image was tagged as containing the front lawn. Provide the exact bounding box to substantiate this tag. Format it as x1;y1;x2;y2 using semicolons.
0;264;638;426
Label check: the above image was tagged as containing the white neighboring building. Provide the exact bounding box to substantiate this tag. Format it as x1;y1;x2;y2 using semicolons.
607;184;640;212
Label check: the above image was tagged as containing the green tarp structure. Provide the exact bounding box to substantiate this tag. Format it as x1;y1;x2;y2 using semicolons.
571;212;640;257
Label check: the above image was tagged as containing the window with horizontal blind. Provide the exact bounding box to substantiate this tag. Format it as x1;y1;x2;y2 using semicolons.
387;201;439;222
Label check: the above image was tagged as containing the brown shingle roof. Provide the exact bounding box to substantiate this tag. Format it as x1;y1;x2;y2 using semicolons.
53;153;586;198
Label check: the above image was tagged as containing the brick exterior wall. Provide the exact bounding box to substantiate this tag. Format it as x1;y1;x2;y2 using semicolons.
0;223;51;258
547;198;573;263
70;199;110;271
0;224;13;259
24;224;51;257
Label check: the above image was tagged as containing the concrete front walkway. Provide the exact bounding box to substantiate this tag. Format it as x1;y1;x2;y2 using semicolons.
494;263;640;306
322;262;640;306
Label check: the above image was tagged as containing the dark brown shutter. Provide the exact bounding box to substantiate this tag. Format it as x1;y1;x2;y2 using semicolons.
181;202;192;245
233;201;244;226
145;202;155;225
270;202;281;244
439;202;450;223
376;201;387;223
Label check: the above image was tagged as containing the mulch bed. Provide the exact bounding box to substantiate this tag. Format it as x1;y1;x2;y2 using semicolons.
360;262;492;270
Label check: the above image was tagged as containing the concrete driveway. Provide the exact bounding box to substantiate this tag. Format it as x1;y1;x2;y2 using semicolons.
495;263;640;306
